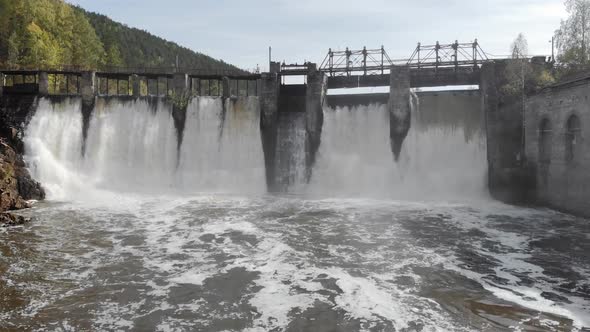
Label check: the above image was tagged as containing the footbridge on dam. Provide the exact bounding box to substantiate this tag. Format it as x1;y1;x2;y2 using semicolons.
277;40;489;89
1;39;514;99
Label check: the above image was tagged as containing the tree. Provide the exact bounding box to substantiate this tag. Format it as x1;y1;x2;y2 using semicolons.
69;10;105;68
555;0;590;66
0;0;242;72
501;33;555;101
21;21;60;68
511;33;529;59
502;33;531;98
105;44;124;67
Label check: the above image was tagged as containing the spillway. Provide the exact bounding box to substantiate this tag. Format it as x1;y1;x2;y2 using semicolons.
273;112;307;192
24;97;266;199
177;97;266;194
308;91;487;201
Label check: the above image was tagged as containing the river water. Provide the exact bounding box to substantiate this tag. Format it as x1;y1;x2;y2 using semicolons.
0;96;588;331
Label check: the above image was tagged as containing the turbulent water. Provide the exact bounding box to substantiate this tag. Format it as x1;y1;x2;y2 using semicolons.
1;96;589;331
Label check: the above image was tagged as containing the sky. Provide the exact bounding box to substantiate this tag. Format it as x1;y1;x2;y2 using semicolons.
66;0;568;72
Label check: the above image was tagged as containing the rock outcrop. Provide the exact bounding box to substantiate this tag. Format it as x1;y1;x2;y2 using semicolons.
0;212;30;227
0;131;44;226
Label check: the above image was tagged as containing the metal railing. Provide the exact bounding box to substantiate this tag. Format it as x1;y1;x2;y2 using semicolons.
320;46;393;76
407;40;488;69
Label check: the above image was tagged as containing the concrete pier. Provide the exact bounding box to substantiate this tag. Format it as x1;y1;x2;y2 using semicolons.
222;77;231;98
80;71;95;103
171;73;190;153
131;74;141;97
305;68;327;180
172;73;189;96
80;71;96;156
38;72;49;95
259;72;280;190
388;65;411;161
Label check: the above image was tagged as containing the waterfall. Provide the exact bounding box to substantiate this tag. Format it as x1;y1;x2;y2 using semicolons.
24;97;266;199
177;97;266;194
308;91;488;201
273;112;307;192
306;103;397;198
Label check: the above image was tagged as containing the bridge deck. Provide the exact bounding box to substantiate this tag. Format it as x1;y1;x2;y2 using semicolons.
327;67;480;89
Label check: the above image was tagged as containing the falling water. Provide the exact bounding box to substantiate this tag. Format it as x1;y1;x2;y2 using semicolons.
177;97;265;194
308;91;487;201
24;97;265;199
273;111;307;192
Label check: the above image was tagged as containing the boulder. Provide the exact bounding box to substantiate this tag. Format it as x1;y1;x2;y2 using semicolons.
0;212;30;227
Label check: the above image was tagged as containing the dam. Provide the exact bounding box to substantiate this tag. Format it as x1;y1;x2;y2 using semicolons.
1;43;589;331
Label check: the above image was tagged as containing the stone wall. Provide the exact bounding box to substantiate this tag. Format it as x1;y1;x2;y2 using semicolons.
525;79;590;216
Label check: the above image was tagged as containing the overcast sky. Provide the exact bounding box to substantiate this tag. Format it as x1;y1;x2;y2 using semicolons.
66;0;568;71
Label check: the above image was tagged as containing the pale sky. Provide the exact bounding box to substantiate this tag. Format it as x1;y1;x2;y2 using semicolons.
66;0;568;71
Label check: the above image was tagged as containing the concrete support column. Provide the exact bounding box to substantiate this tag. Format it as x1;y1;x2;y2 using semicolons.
38;72;49;95
132;74;141;97
388;65;411;161
222;77;231;98
260;73;279;128
305;69;326;180
80;71;95;103
170;73;189;154
79;71;96;157
172;73;189;97
259;72;280;191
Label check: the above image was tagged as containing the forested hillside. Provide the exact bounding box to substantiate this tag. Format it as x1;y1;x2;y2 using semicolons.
75;8;239;70
0;0;239;71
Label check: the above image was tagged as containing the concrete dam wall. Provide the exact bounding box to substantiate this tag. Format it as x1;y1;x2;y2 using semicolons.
5;86;488;201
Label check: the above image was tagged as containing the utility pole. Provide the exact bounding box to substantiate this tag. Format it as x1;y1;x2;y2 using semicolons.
550;37;555;62
520;50;526;165
268;46;272;71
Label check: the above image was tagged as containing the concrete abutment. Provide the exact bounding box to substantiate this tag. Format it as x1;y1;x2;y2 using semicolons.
480;62;535;204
